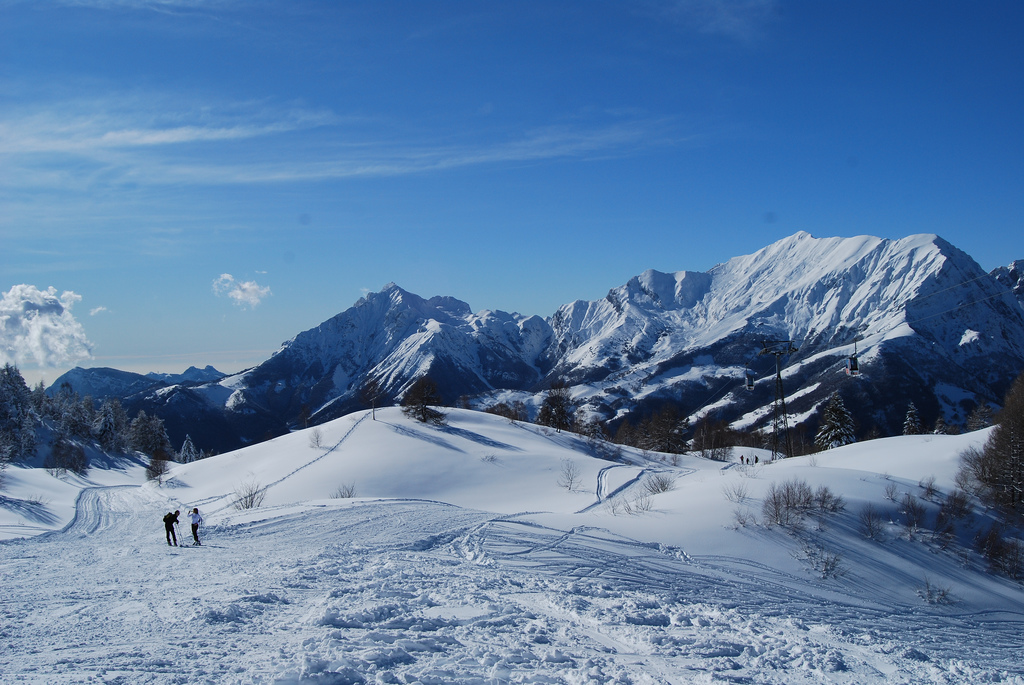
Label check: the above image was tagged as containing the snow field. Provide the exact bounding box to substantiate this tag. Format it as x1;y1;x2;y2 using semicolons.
2;408;1023;683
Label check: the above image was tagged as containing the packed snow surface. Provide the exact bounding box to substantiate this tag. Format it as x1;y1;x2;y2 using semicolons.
2;408;1023;683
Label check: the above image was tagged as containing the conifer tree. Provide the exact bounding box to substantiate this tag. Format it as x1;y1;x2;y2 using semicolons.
401;376;446;425
0;364;35;462
960;372;1024;513
815;391;856;450
903;402;922;436
179;434;199;463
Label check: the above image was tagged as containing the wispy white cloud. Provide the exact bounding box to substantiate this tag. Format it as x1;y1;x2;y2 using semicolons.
90;306;108;316
0;285;93;367
0;94;676;191
0;101;338;155
653;0;778;43
212;274;271;309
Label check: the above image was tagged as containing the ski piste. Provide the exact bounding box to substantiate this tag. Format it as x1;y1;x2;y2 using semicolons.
2;408;1023;683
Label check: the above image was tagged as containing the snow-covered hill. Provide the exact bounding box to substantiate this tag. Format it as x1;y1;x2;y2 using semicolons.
1;408;1022;683
58;232;1024;453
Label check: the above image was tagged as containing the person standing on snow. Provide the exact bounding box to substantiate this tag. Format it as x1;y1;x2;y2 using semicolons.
163;510;180;546
188;507;203;546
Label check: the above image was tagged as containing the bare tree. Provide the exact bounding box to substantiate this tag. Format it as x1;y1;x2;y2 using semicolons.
557;458;581;491
360;371;386;420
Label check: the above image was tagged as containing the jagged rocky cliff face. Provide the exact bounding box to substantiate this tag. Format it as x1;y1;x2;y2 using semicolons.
992;259;1024;311
57;233;1024;452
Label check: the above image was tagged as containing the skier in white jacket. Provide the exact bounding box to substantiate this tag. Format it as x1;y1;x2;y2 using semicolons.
188;508;203;546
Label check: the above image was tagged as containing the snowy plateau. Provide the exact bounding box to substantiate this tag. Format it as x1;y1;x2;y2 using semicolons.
2;408;1024;684
62;231;1024;455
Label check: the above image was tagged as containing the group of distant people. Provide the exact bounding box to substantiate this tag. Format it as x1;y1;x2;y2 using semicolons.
162;508;203;546
739;454;759;465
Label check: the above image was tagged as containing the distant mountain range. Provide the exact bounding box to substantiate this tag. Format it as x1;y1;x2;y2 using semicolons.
49;365;225;400
55;232;1024;454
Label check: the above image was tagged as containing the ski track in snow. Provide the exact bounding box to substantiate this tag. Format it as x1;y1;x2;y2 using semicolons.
3;484;1023;684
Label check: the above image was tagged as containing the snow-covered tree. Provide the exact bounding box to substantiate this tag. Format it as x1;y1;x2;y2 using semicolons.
815;391;856;450
92;398;128;453
179;434;199;463
903;402;922;436
0;364;36;463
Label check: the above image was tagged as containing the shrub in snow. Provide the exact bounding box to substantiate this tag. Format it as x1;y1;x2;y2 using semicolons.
722;481;749;504
918;577;954;605
761;478;814;527
859;504;884;539
235;478;267;510
332;483;357;499
900;493;926;536
644;473;676;495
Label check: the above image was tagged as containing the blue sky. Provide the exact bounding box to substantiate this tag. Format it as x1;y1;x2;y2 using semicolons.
2;1;1023;385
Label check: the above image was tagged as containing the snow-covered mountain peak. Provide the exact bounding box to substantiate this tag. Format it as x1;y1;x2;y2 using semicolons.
97;231;1024;452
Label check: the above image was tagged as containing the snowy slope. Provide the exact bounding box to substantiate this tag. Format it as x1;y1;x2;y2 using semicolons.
2;408;1023;683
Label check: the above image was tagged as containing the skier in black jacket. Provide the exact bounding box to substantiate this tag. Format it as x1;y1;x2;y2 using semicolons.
163;510;180;546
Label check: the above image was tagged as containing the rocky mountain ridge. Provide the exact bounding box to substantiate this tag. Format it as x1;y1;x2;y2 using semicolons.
55;232;1024;453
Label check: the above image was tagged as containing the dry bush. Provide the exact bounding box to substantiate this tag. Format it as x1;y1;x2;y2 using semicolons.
332;483;357;498
900;493;926;535
722;481;749;504
732;507;755;528
941;489;972;521
813;485;845;513
919;577;955;604
644;473;676;495
859;504;884;539
762;478;814;527
919;475;938;500
234;478;267;510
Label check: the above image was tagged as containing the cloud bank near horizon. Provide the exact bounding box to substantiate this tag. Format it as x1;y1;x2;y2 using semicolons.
0;285;93;368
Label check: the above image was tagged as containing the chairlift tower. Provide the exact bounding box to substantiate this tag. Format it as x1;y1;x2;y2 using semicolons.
759;340;799;460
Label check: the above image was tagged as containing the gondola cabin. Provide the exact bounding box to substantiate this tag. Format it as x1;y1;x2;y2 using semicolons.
845;355;860;377
744;370;755;391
